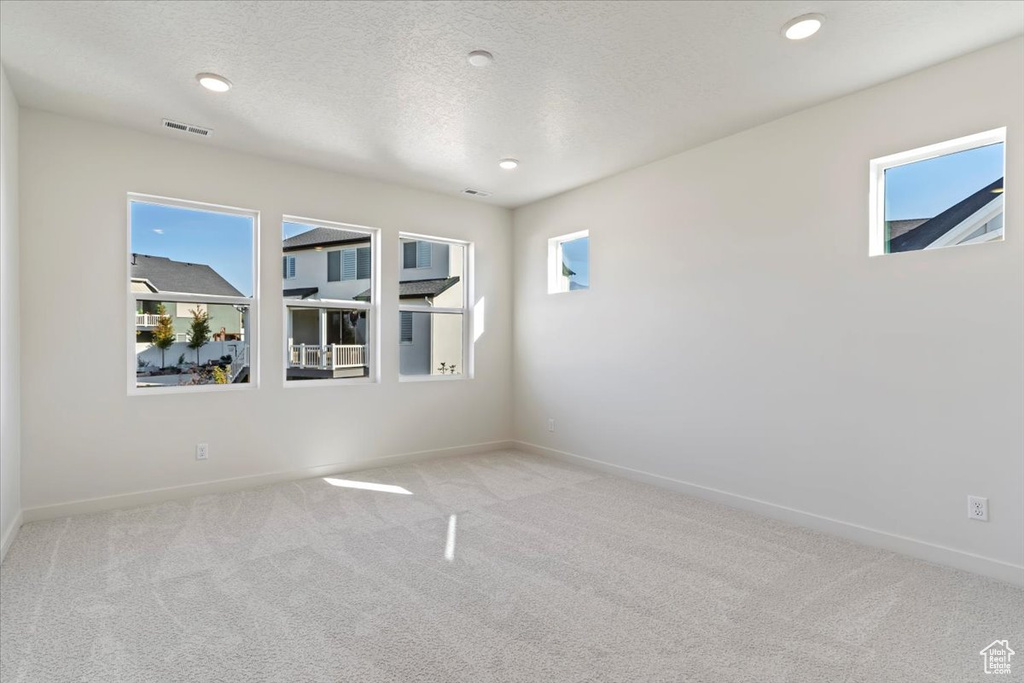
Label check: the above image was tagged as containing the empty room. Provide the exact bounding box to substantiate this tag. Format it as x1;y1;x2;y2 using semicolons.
0;1;1022;681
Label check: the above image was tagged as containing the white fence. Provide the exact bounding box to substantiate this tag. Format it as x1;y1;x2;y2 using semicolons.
135;313;161;327
136;340;248;371
289;344;366;369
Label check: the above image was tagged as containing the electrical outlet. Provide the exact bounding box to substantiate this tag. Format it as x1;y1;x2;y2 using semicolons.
547;419;555;432
967;495;988;521
196;443;209;461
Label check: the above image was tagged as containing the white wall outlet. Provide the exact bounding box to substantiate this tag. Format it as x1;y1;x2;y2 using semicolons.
547;419;555;432
967;495;988;521
196;443;209;461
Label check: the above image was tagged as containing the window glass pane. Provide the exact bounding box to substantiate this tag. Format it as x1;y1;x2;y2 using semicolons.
403;241;417;269
399;312;463;377
548;232;589;293
884;142;1004;253
130;202;253;297
135;302;250;388
398;239;464;307
356;247;371;280
283;221;373;302
286;306;369;381
400;311;413;344
560;236;589;290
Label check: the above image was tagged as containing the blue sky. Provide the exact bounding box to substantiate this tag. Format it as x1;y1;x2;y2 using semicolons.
131;202;254;296
283;221;313;239
885;142;1003;221
563;236;589;289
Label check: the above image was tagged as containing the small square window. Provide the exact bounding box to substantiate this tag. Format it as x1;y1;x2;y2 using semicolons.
870;129;1005;255
548;230;589;293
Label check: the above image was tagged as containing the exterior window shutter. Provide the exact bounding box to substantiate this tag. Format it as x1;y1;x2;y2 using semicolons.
283;256;287;278
327;251;341;282
400;311;413;343
403;241;417;269
417;241;431;268
341;249;357;281
356;247;371;280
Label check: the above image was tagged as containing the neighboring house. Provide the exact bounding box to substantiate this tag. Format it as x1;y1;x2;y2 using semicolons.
392;238;463;376
888;177;1004;252
132;253;249;375
283;228;372;379
282;229;461;377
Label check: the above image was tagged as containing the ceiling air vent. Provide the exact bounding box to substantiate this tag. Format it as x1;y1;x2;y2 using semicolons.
462;188;491;198
162;119;213;137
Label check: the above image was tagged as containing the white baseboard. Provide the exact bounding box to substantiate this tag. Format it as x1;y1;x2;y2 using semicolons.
21;440;516;524
1;510;23;564
515;440;1024;587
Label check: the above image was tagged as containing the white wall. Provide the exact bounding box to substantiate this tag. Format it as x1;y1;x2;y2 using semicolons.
19;110;512;514
512;38;1024;580
0;65;21;559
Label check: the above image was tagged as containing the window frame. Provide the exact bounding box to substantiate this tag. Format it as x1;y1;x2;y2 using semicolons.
398;232;473;382
126;193;260;396
283;255;296;280
868;127;1006;257
282;215;381;388
548;229;590;294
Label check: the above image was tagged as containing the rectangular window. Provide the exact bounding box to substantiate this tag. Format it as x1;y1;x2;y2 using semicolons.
400;311;413;344
398;234;471;379
283;218;379;384
129;195;257;392
402;240;433;269
870;128;1005;255
283;256;296;280
548;230;590;293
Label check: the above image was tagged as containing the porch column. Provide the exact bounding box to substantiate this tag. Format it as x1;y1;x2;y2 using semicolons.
319;308;328;368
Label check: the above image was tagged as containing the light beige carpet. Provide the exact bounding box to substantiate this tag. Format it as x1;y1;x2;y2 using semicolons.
1;450;1021;682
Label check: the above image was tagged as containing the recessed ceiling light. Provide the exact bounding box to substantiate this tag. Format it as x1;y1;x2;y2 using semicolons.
782;14;824;40
196;72;232;92
498;158;519;170
467;50;494;67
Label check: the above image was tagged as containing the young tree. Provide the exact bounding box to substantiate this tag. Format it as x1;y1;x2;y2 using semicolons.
186;308;212;366
151;303;175;368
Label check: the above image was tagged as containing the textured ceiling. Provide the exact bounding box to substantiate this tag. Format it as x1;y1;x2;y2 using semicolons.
2;1;1022;207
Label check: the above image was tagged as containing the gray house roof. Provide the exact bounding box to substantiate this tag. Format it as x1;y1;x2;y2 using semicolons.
354;276;460;301
283;227;369;252
888;177;1003;253
131;254;243;297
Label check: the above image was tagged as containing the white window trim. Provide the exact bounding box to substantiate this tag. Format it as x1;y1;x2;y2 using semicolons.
868;127;1006;257
398;232;473;381
282;215;381;388
126;193;260;396
548;229;589;294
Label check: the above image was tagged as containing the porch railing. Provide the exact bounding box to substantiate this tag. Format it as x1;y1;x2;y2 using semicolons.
136;313;161;327
289;344;366;370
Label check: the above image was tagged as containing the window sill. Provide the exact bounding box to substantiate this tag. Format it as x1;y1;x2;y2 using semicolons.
399;374;470;383
284;376;378;389
128;382;257;397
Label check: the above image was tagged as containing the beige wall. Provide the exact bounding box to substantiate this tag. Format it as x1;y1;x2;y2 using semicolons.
18;110;512;513
0;66;21;557
512;38;1024;581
